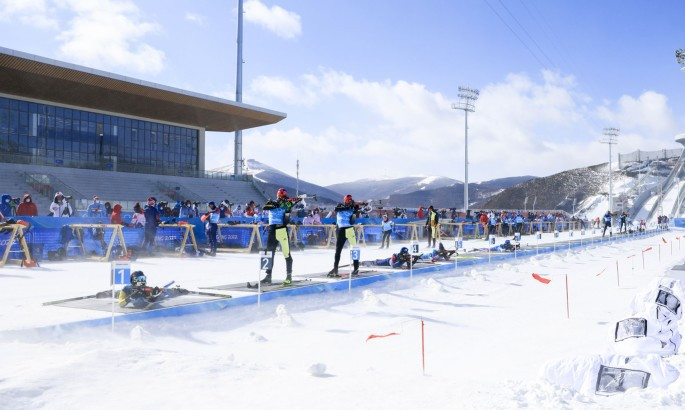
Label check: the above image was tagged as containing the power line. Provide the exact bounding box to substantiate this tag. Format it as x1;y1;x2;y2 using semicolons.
484;0;549;71
497;0;556;68
521;0;575;71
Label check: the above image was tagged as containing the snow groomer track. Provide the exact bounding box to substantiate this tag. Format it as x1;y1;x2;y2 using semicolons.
36;228;664;331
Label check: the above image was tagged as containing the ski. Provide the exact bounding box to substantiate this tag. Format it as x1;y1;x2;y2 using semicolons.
247;279;310;289
338;269;374;278
187;290;232;298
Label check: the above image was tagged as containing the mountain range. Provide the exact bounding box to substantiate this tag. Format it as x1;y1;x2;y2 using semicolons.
211;160;536;208
212;152;681;219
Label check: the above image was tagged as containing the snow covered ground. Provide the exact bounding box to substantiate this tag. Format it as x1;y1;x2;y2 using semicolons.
1;230;685;409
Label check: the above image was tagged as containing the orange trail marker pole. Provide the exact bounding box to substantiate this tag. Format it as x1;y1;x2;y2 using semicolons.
421;320;425;375
565;274;570;319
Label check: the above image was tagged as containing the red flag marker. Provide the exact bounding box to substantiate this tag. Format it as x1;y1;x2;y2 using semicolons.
662;237;667;244
366;332;400;342
532;273;551;284
644;247;652;252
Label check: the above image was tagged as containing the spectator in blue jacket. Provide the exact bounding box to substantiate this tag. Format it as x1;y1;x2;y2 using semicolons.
141;197;161;251
179;200;194;218
87;196;105;217
0;194;12;217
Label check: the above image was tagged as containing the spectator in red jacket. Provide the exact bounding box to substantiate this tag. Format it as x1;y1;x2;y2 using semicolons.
417;205;424;219
110;204;125;225
479;211;489;237
16;194;38;216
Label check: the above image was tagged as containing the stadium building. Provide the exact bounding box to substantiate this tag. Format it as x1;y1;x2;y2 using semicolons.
0;47;286;213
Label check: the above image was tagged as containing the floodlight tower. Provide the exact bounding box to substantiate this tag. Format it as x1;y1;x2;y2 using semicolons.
451;86;480;213
676;49;685;216
676;48;685;71
233;0;245;177
601;127;620;212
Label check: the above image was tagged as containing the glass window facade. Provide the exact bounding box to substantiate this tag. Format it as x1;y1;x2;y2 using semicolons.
0;95;199;173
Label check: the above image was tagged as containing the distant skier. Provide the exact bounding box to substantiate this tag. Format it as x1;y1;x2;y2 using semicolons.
379;214;394;249
425;205;439;248
602;211;613;237
201;201;221;256
514;212;524;234
259;188;301;286
141;197;161;251
619;211;627;233
329;195;367;277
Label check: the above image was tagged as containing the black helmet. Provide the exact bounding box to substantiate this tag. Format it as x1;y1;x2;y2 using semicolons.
130;270;146;286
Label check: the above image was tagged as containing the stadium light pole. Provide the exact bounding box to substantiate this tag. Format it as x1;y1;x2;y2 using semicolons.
233;0;245;177
601;128;620;212
675;50;685;216
451;86;480;214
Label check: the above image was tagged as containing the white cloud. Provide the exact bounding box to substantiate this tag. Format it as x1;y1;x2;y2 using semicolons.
55;0;165;74
185;12;206;26
596;91;676;135
223;68;681;186
0;0;59;29
250;75;319;106
244;0;301;39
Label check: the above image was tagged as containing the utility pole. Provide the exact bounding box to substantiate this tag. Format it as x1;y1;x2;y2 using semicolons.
601;128;620;212
451;86;479;214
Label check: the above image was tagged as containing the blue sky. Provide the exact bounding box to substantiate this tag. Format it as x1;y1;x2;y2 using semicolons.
1;0;684;186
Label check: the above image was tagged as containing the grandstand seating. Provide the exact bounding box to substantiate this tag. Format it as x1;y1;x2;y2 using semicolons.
0;162;267;213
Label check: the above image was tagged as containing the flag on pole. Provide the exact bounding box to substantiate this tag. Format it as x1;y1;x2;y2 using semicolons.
366;332;400;342
532;273;551;284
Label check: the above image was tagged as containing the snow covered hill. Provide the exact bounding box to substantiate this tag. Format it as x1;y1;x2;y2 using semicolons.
484;154;683;222
211;159;342;204
326;176;461;201
327;175;536;207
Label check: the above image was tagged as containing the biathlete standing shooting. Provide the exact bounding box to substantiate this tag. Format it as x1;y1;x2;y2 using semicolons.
259;188;301;286
329;194;368;277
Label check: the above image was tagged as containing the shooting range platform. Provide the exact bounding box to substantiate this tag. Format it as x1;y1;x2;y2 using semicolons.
44;291;231;314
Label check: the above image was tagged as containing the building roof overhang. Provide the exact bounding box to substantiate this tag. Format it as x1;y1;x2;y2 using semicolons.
0;47;286;131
